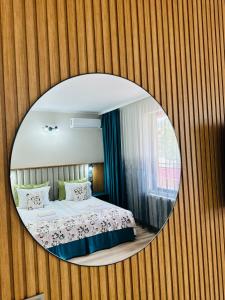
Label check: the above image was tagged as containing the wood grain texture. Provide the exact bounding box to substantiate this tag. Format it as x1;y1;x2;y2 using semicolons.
0;0;225;299
92;163;104;193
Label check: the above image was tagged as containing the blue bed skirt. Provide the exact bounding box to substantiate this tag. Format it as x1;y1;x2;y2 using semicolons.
48;227;135;260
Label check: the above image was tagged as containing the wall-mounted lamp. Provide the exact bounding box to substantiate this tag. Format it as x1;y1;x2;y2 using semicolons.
43;125;59;132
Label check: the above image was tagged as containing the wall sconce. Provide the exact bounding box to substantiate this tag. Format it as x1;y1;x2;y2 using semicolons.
43;125;59;132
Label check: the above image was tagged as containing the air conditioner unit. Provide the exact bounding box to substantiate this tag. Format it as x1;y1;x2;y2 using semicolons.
70;118;101;128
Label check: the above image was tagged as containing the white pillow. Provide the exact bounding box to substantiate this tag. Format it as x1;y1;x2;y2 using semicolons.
27;192;44;210
17;186;50;209
65;181;92;201
37;186;50;205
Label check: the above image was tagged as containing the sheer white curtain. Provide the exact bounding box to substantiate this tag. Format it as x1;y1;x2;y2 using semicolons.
120;97;181;229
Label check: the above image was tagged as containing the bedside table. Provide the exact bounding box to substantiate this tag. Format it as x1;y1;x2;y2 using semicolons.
92;192;109;201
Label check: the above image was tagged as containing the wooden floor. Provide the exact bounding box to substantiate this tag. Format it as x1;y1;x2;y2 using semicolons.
70;225;155;266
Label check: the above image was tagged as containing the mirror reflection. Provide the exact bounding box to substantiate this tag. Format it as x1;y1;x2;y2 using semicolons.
10;74;181;266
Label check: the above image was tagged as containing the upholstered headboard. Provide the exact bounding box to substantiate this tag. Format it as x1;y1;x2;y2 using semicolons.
10;164;89;201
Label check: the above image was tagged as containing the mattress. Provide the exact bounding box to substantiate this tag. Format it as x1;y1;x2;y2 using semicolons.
17;197;136;251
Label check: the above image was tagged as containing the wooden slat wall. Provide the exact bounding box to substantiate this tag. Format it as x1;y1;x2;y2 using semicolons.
0;0;224;299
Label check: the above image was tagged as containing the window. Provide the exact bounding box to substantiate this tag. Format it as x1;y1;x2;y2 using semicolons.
151;110;181;199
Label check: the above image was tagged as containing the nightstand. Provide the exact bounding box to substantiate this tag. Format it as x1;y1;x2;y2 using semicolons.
92;192;109;201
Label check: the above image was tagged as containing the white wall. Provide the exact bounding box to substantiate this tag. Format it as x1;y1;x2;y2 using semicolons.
11;111;104;169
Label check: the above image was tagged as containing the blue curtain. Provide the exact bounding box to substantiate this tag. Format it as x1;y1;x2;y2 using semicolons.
101;109;127;208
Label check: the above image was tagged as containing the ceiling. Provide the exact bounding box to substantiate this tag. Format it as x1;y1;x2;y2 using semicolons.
31;74;149;114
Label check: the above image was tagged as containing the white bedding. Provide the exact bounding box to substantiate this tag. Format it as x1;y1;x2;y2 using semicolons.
18;197;136;249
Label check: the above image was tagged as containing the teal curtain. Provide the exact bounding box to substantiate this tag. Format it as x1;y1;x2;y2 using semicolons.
101;109;127;208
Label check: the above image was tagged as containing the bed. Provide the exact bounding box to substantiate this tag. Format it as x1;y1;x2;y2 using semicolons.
17;196;136;260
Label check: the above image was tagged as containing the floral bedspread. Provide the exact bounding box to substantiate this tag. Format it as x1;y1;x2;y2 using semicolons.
26;205;136;249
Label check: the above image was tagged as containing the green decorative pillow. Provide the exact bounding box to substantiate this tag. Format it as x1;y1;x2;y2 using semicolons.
13;181;49;207
58;178;87;200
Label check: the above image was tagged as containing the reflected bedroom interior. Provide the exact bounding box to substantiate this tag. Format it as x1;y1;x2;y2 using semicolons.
10;74;181;266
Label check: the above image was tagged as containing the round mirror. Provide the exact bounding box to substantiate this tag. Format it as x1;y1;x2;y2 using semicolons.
10;74;181;266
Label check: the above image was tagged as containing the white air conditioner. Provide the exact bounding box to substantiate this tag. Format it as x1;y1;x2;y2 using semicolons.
70;118;101;128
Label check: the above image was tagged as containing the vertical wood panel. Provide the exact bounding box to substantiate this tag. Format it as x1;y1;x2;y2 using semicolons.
101;0;112;74
13;1;38;297
116;0;127;78
71;266;82;300
162;1;179;298
174;0;194;298
93;0;104;72
57;3;73;296
47;0;60;84
115;263;125;300
200;0;219;297
181;0;201;298
45;1;62;299
109;0;119;75
84;0;96;73
215;0;225;294
75;0;88;74
57;0;70;79
1;2;26;300
90;267;100;300
186;0;207;298
123;0;134;81
0;3;13;299
26;1;52;299
0;0;225;299
66;0;79;76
